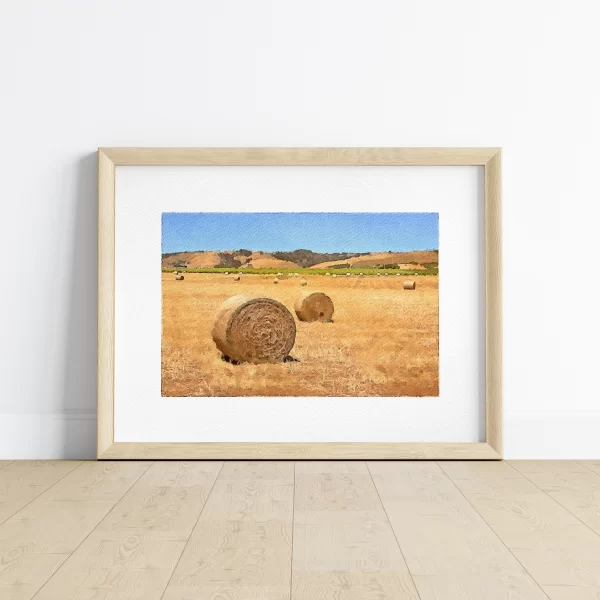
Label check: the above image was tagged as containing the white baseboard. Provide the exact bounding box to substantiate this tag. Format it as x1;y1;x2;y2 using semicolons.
0;410;598;460
0;411;97;459
503;410;600;459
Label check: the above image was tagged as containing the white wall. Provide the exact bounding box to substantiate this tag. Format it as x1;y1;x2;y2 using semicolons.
1;0;598;459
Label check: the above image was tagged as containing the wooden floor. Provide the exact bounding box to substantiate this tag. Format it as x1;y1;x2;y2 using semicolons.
1;461;600;599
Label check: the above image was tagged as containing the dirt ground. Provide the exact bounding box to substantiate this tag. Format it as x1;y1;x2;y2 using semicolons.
162;273;439;397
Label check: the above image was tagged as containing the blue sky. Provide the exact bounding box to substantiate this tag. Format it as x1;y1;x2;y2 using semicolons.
162;212;438;254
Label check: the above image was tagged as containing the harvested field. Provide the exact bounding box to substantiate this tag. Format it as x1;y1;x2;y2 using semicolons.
162;273;439;397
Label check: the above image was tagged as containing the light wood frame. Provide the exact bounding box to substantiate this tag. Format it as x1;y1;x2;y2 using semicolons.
98;147;502;460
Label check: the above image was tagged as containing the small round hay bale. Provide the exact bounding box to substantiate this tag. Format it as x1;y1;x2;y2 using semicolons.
332;274;337;278
294;291;334;322
224;271;229;275
300;278;308;286
233;275;241;281
175;274;184;280
403;280;416;290
346;272;351;277
294;273;300;277
277;272;283;276
212;296;296;363
273;277;279;284
325;272;331;276
359;272;363;276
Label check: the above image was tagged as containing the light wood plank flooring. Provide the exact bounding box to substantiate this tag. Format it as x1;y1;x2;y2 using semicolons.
1;461;599;599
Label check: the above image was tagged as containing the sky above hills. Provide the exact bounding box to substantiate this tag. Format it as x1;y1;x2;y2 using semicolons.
162;212;438;254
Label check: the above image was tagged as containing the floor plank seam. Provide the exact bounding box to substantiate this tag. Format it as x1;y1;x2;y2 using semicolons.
366;461;422;600
575;460;600;477
0;461;15;470
507;461;600;542
436;461;553;600
158;460;225;600
0;460;83;527
28;460;156;600
289;460;296;600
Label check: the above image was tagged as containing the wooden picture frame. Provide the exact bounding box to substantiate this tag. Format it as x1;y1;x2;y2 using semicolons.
98;148;502;460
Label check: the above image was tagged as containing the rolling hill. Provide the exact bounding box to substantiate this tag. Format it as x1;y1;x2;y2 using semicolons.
162;249;438;270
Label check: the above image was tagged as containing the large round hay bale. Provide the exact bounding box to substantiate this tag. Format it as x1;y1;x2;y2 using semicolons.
403;280;416;290
175;274;184;280
300;278;308;286
273;277;279;284
233;275;241;281
212;296;296;363
294;291;334;322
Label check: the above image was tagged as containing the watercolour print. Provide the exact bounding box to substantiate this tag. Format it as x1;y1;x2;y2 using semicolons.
161;212;439;398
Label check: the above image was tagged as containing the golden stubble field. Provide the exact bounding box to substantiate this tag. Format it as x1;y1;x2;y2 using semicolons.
162;273;439;397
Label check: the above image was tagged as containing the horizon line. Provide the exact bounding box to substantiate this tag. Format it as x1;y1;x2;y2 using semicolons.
162;248;439;255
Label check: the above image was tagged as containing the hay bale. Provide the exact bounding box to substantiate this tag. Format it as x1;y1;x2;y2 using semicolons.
173;270;179;275
332;274;337;278
175;274;184;280
403;280;416;290
273;277;279;284
233;275;241;281
346;272;351;277
224;271;229;275
325;272;331;276
294;273;300;277
300;278;308;286
212;296;296;363
294;291;334;322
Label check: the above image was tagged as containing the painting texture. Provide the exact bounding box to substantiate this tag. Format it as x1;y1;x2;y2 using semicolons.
161;213;439;397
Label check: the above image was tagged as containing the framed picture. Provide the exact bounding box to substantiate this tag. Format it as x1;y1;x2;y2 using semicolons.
98;148;501;459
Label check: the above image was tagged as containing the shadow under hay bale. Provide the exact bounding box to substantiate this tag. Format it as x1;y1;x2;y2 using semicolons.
212;295;296;364
294;291;334;323
403;280;416;290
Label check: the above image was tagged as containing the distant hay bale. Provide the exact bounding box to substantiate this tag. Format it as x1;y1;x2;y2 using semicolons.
224;272;229;275
175;275;184;280
233;275;241;281
273;277;279;284
277;272;283;276
359;272;363;276
212;296;296;363
403;280;416;290
294;291;334;322
346;272;351;277
300;278;308;286
325;272;331;276
332;274;337;278
294;273;300;277
173;270;179;275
